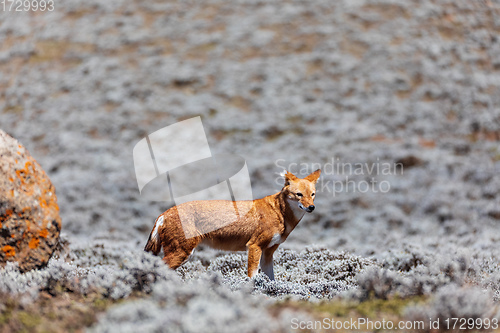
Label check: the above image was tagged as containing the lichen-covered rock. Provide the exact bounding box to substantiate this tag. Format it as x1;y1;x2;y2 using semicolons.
0;130;61;272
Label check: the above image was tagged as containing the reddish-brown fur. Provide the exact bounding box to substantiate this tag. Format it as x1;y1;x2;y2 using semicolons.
144;169;321;279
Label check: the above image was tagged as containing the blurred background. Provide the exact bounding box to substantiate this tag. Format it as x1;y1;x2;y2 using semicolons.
0;0;499;258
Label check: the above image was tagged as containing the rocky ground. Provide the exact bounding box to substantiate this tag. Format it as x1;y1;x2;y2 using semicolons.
1;0;500;331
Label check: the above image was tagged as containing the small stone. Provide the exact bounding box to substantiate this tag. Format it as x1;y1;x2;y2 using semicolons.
488;210;500;220
0;130;61;272
395;155;423;169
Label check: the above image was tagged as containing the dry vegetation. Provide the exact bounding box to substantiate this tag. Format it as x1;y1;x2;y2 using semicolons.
1;0;500;331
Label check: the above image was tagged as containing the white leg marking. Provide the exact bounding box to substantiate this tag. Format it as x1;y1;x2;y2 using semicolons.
151;215;164;239
260;254;275;280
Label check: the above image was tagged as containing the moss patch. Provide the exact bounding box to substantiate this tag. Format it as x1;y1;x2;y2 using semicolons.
316;295;427;318
274;295;428;332
0;290;145;333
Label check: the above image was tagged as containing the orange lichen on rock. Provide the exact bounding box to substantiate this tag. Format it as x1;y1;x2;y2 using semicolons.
15;169;25;182
0;129;62;272
40;197;48;209
29;237;40;249
39;229;48;238
3;245;15;257
15;161;35;186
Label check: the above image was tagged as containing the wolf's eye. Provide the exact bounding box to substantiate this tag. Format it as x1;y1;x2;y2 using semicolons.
296;192;303;197
311;193;315;197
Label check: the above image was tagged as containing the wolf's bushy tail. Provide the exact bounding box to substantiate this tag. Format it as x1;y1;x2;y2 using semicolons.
144;215;164;255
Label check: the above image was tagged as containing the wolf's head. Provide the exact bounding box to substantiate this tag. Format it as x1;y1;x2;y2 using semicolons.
281;169;321;213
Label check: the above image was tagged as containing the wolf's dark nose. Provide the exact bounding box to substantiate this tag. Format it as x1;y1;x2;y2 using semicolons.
307;205;315;212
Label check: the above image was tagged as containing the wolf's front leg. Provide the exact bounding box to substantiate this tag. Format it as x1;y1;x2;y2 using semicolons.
260;245;278;280
247;244;262;278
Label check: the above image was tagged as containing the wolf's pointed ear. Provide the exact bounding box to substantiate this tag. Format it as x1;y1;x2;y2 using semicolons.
281;170;298;186
305;169;321;184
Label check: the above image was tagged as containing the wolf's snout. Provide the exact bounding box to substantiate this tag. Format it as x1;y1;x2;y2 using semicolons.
306;205;315;212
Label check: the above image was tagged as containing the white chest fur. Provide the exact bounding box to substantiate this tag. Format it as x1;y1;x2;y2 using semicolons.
267;199;306;249
268;232;284;248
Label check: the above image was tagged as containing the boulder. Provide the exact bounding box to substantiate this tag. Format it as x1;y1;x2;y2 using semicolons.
0;130;61;272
